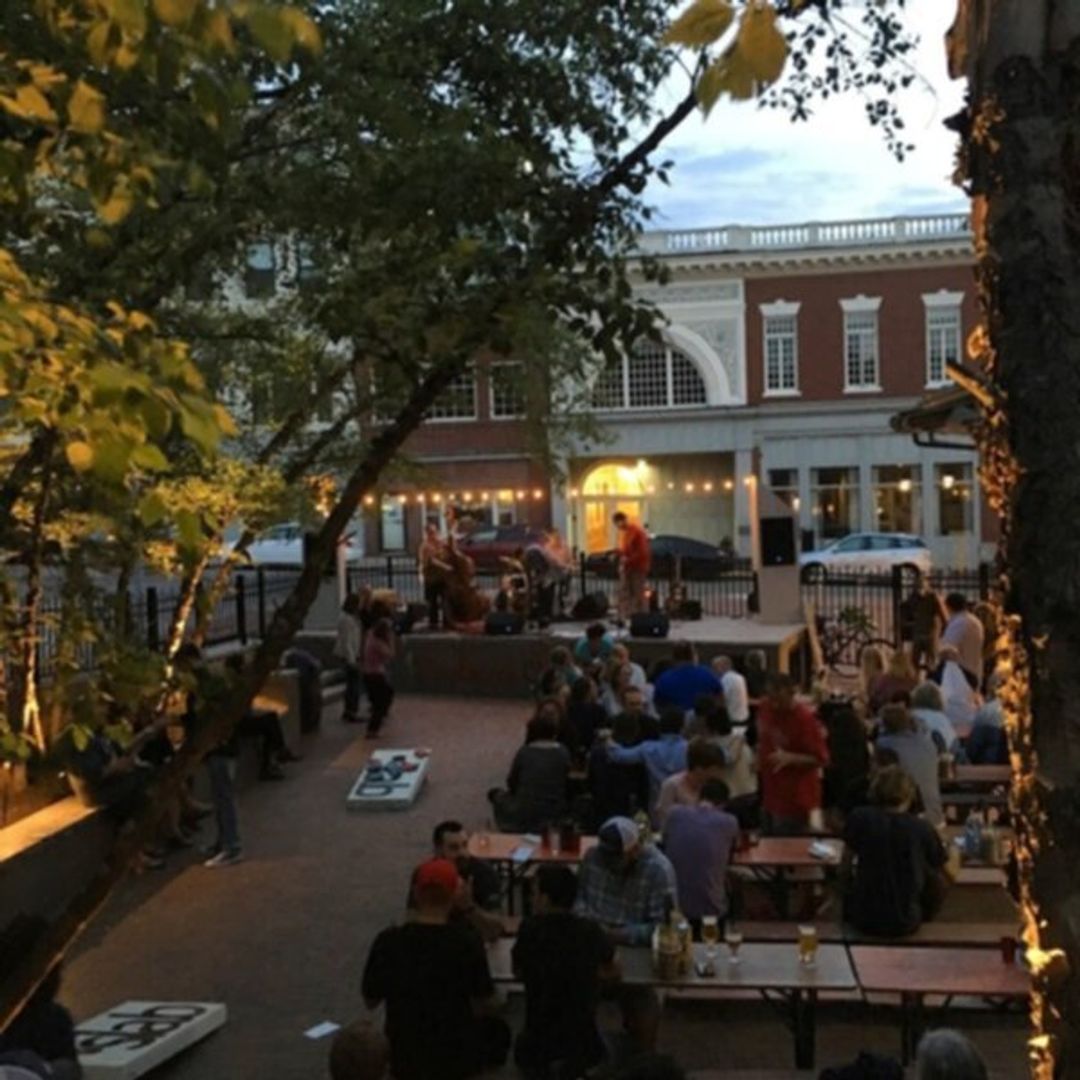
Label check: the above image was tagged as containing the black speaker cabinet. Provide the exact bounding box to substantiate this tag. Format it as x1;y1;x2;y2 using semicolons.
760;516;797;566
485;611;525;635
630;612;670;638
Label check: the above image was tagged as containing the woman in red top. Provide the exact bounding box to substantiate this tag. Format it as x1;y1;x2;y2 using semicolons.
756;674;829;834
362;617;396;738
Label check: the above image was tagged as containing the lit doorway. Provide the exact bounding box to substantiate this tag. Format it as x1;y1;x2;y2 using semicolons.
580;463;649;552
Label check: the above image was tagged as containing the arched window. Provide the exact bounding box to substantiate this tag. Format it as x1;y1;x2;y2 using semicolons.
591;341;708;410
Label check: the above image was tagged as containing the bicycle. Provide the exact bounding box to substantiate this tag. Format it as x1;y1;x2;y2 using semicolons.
816;606;894;678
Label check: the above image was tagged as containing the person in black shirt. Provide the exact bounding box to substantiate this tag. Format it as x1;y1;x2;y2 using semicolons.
363;859;509;1080
513;866;617;1079
842;766;954;938
406;821;503;943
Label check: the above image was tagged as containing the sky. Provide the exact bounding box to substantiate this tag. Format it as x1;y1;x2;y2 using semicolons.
645;0;967;229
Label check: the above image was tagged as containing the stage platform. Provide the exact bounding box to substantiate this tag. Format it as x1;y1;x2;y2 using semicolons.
299;616;806;700
408;616;806;698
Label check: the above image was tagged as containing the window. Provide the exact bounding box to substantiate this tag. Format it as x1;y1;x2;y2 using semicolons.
380;500;406;551
767;468;799;511
297;241;322;290
244;242;276;299
811;467;860;542
490;362;527;419
872;465;921;534
591;341;707;410
841;296;882;391
760;300;800;395
427;368;477;422
937;463;974;536
923;291;964;386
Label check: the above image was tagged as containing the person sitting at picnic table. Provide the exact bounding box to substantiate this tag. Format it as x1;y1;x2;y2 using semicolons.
406;821;503;943
362;859;510;1080
573;817;677;945
512;866;619;1080
575;622;616;666
868;649;918;716
489;704;571;832
967;672;1008;765
561;674;607;765
702;705;757;808
910;680;961;755
842;766;954;939
820;697;871;831
654;738;729;827
916;1029;988;1080
711;654;750;728
756;674;829;835
537;645;581;701
661;779;739;931
601;661;650;719
875;702;944;827
609;684;659;741
934;644;981;731
653;642;721;714
606;706;688;817
856;644;887;717
611;641;648;690
588;711;649;825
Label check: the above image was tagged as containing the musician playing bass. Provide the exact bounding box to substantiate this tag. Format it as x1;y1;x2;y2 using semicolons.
418;522;452;630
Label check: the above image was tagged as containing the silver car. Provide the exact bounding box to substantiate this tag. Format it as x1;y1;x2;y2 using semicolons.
799;532;932;580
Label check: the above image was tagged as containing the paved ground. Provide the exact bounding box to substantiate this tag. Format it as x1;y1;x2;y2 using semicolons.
62;694;1029;1079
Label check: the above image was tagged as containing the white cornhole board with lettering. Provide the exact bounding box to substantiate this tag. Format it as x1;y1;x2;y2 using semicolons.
346;749;429;811
75;1001;226;1079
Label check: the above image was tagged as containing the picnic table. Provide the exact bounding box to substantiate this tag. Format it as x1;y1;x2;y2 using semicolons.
467;833;844;916
948;764;1012;787
487;937;855;1070
850;945;1029;1063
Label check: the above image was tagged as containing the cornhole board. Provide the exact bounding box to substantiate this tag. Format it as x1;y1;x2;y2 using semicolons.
75;1001;226;1079
346;748;429;811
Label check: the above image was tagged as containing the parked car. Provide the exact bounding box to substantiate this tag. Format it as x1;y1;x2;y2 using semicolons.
584;534;737;581
243;522;364;567
799;532;932;580
456;524;547;571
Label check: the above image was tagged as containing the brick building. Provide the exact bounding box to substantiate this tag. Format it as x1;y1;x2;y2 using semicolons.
358;212;991;569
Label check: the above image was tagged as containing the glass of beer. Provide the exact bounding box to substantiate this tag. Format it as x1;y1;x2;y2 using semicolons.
701;916;719;960
724;927;743;965
798;924;819;967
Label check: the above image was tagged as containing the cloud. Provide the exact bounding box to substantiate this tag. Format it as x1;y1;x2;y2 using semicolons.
644;0;967;230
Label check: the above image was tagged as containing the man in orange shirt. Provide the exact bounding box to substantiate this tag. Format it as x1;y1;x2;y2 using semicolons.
613;511;650;621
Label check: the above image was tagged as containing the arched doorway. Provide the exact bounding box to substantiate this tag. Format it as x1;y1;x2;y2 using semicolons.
580;462;651;552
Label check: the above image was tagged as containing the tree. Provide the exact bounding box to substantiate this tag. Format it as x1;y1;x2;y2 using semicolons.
947;3;1080;1075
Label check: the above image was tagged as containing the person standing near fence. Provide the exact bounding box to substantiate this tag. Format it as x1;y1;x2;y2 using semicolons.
614;511;650;622
908;578;948;674
363;617;397;738
335;593;364;724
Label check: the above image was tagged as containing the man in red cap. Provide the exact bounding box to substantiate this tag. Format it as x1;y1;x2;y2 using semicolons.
362;859;509;1080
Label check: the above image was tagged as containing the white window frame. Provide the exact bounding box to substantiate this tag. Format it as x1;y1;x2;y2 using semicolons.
426;366;478;423
922;290;964;388
244;241;276;299
760;300;801;397
591;342;708;411
488;361;527;420
840;295;882;393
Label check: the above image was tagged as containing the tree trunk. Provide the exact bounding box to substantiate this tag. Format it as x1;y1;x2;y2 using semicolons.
951;2;1080;1073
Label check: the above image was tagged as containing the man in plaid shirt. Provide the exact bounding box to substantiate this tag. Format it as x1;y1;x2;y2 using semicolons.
573;817;677;946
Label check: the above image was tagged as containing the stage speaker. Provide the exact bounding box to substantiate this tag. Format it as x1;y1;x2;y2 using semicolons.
674;599;702;621
572;592;610;620
630;612;670;638
485;611;525;636
760;516;797;566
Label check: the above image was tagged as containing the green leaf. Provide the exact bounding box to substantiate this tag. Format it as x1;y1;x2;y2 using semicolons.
131;443;169;471
175;508;202;549
66;441;95;471
109;0;148;36
138;491;169;526
153;0;198;27
246;8;294;62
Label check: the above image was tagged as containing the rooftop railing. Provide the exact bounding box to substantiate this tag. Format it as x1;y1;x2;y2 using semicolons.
637;212;972;256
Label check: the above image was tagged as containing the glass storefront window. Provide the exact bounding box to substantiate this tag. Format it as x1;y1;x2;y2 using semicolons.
937;463;974;535
767;468;799;511
811;467;859;542
872;465;921;534
380;501;406;551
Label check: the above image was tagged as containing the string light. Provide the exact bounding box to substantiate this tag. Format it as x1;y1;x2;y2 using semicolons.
363;495;375;507
432;493;442;503
723;479;734;492
515;489;526;499
898;478;913;493
941;474;956;491
479;491;489;501
703;482;713;493
569;487;579;498
463;491;473;501
685;482;695;493
532;489;544;500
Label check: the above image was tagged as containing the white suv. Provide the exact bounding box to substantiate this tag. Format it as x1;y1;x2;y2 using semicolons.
799;532;932;579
